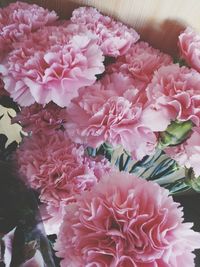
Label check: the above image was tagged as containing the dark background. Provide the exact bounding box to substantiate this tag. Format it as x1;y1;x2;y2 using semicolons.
174;193;200;266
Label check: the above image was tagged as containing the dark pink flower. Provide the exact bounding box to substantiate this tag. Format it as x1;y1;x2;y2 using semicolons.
107;41;172;84
71;7;139;57
0;1;58;59
143;64;200;132
12;102;67;134
165;127;200;177
66;73;157;161
55;171;200;267
0;25;104;107
178;27;200;72
16;131;111;207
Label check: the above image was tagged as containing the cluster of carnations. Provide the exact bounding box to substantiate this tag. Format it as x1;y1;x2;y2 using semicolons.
1;2;200;266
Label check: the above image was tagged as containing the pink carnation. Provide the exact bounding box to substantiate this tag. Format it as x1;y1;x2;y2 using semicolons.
165;127;200;177
178;27;200;72
107;41;172;84
55;171;200;267
0;24;104;107
12;102;67;134
66;73;157;161
142;64;200;132
16;131;111;207
71;7;139;57
0;1;57;59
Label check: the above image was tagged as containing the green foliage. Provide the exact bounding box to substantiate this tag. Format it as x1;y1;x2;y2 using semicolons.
89;143;192;195
159;120;193;148
87;142;114;161
185;168;200;192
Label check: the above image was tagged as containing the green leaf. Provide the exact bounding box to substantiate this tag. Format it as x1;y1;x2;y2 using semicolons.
96;143;114;161
111;147;189;195
164;180;191;195
147;157;179;180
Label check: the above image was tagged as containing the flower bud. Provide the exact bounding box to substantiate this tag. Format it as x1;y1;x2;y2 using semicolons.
159;120;193;148
185;167;200;192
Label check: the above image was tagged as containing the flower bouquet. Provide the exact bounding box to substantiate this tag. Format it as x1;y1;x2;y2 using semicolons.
1;2;200;266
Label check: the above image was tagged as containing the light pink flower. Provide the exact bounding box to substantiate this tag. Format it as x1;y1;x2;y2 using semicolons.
16;131;111;207
0;25;104;107
71;7;139;57
55;171;200;267
40;203;66;235
165;127;200;177
178;27;200;72
22;251;45;267
143;64;200;132
66;73;157;161
0;1;58;60
12;102;67;134
107;41;172;84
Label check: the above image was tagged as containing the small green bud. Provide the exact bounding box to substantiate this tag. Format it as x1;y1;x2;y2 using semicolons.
159;120;193;148
185;167;200;192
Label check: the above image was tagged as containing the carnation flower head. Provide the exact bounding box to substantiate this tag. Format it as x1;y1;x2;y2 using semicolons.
55;171;200;267
107;41;172;84
71;6;139;57
0;1;58;59
165;126;200;177
16;131;111;207
66;73;157;161
12;102;67;134
178;27;200;72
142;64;200;132
0;24;104;107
